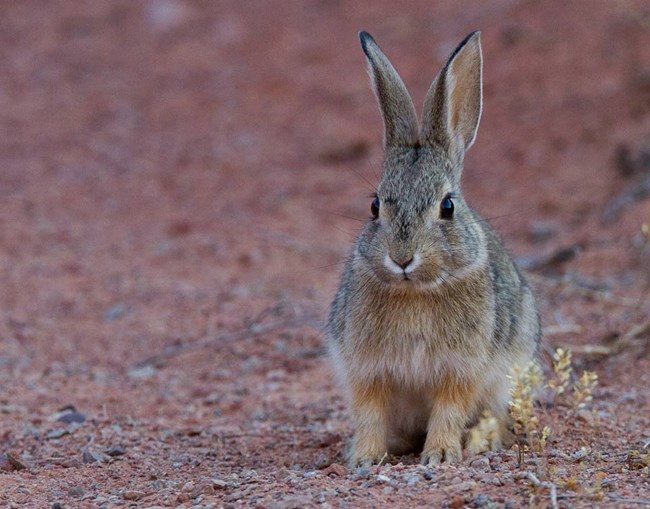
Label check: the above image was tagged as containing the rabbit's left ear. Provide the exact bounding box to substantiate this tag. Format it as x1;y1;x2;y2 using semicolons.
360;31;420;149
421;32;483;160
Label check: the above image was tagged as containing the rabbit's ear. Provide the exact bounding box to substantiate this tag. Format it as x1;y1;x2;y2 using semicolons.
360;32;419;148
421;32;482;160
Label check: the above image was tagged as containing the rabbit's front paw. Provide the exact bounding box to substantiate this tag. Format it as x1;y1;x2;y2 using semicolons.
349;435;388;468
466;413;515;456
421;439;462;465
348;449;388;468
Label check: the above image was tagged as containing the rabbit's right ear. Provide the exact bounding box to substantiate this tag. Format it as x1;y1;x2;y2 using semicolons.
359;32;419;148
421;32;483;162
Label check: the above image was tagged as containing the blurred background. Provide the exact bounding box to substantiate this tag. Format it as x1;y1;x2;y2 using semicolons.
0;0;649;504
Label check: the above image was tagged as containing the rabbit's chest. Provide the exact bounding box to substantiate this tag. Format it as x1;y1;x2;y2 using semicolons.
353;335;477;388
347;299;490;386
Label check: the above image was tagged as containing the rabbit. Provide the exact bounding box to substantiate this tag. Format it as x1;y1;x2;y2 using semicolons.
326;31;541;468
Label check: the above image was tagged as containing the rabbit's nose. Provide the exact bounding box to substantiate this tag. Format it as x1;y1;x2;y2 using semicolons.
392;257;413;270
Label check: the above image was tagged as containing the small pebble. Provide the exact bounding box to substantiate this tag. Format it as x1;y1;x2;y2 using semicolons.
123;490;144;501
212;478;227;489
47;428;69;439
470;456;490;472
105;445;126;457
354;467;371;480
377;474;391;483
450;495;466;509
405;473;419;486
57;411;86;424
68;486;84;498
321;463;348;477
474;494;493;507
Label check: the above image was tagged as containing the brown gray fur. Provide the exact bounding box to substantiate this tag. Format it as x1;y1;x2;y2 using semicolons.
326;31;540;467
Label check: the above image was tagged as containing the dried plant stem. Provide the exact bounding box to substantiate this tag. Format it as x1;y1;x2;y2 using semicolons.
135;314;320;368
515;471;559;509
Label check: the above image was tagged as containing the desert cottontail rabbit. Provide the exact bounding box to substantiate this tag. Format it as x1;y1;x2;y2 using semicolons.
327;31;540;467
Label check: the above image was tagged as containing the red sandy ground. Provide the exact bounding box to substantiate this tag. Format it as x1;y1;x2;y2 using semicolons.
0;1;649;507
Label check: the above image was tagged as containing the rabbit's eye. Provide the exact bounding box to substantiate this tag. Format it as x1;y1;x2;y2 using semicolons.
440;196;454;219
371;197;380;219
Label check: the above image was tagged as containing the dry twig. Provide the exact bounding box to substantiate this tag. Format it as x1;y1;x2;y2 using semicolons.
515;471;559;509
135;313;321;368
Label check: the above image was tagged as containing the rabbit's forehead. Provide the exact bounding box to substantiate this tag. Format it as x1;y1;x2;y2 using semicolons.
379;149;453;204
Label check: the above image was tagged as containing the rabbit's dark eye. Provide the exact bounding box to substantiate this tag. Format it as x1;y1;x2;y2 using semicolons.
440;195;454;219
371;196;380;219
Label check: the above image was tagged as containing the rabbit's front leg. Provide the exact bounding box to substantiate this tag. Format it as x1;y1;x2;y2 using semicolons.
421;379;477;465
348;381;391;468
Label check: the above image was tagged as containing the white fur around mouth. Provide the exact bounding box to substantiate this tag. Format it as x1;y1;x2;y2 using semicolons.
384;253;420;275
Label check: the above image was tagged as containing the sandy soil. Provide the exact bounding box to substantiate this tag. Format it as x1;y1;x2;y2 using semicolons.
0;1;649;507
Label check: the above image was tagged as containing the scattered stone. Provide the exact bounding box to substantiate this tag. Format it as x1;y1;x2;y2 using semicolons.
422;470;436;481
57;411;86;424
473;493;493;507
82;448;105;463
376;474;391;483
6;451;28;471
128;365;157;380
273;494;314;509
450;495;466;509
353;467;371;480
405;473;419;486
570;448;590;462
47;428;70;439
212;478;227;489
123;490;144;501
224;490;244;502
0;454;14;472
68;486;84;498
176;492;190;504
105;445;126;457
470;456;490;472
190;482;212;498
444;480;477;494
314;452;331;469
321;463;348;477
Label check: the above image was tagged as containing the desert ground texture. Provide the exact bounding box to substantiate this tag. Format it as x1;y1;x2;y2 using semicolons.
0;1;649;508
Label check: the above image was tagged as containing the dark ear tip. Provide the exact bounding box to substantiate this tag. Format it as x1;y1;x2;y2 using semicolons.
359;31;375;55
359;31;373;43
465;31;482;46
459;31;481;48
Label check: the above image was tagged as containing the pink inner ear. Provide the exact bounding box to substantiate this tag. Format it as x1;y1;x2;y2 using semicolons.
448;42;482;149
